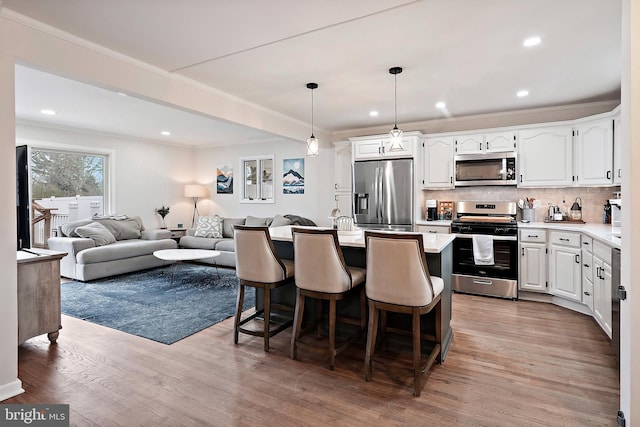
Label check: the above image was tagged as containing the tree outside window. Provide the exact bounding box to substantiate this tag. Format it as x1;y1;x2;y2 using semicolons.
30;149;105;198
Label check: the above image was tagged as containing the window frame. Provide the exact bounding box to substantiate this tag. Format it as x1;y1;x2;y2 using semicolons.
239;154;275;204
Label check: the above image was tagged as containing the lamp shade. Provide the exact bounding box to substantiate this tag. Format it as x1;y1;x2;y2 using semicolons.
184;184;207;198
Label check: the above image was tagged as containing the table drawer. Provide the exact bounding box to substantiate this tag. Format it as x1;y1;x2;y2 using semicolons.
519;229;546;243
550;231;581;248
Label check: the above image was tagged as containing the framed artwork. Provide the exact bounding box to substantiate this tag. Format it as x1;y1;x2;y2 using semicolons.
282;158;304;194
216;164;233;194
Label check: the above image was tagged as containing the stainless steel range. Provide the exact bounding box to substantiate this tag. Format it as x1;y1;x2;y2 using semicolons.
451;201;518;300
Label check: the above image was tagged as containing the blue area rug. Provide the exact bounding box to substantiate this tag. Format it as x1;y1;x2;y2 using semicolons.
61;265;253;344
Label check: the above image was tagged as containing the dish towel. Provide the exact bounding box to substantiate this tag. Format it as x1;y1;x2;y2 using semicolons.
472;235;495;265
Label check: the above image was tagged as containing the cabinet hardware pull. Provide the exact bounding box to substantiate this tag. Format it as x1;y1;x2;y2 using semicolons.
334;183;338;190
575;254;580;263
607;170;612;180
450;177;453;184
520;174;523;182
584;291;591;296
485;142;488;150
559;238;570;242
583;263;590;268
528;235;538;238
428;230;437;233
618;169;622;178
583;241;590;245
521;248;524;256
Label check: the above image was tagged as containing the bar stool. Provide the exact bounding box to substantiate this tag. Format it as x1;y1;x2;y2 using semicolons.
290;228;366;370
233;225;294;352
363;230;444;396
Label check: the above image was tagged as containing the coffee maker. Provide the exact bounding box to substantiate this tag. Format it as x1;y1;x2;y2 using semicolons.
426;199;438;221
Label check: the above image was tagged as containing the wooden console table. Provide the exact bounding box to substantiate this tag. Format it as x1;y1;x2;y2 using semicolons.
17;248;66;345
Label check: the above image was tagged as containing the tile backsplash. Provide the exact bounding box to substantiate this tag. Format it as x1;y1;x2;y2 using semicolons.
421;186;620;224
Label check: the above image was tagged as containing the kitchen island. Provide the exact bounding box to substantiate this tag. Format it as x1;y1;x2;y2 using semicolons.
267;226;455;361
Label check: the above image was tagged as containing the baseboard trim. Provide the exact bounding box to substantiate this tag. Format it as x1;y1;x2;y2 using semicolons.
0;379;24;402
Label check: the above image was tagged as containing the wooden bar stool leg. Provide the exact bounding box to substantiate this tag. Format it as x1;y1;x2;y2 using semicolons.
359;287;366;330
316;298;323;336
329;296;337;370
365;300;378;382
263;287;271;352
234;284;245;345
291;288;305;360
412;308;421;397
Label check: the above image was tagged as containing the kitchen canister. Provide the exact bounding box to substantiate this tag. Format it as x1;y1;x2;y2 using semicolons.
522;208;536;222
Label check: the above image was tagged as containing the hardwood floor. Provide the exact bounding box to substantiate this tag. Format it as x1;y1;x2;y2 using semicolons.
5;293;618;426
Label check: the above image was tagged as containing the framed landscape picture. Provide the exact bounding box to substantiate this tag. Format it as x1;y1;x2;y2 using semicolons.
282;158;304;194
216;164;233;194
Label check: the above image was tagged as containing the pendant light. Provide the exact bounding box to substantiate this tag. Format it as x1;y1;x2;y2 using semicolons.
388;66;404;152
306;82;319;157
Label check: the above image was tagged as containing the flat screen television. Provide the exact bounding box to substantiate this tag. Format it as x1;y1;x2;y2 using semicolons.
16;145;31;250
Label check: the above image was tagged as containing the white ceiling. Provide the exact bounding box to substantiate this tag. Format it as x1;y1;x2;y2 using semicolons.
5;0;622;147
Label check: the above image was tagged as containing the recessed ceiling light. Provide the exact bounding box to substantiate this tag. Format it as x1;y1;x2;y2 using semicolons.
523;37;541;47
517;90;529;97
40;109;56;115
436;102;446;109
161;131;171;136
369;110;379;117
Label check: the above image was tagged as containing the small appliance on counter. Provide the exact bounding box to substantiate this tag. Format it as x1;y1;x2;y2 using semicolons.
426;199;438;221
610;197;621;233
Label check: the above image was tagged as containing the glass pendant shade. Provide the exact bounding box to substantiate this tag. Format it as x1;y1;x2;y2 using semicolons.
306;134;319;157
388;67;404;152
306;82;319;157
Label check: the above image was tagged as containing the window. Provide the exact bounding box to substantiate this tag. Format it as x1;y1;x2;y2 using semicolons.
30;147;110;220
240;155;274;203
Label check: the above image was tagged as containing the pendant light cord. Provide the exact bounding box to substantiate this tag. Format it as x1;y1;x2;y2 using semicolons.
311;87;314;137
394;73;398;128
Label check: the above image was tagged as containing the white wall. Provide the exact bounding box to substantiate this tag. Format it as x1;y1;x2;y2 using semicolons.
194;140;334;227
16;123;196;230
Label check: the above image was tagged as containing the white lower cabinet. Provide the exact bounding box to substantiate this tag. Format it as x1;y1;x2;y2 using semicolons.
593;241;613;338
548;231;582;302
519;229;547;292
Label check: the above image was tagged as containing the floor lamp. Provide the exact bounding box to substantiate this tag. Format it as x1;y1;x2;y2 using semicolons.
184;184;207;228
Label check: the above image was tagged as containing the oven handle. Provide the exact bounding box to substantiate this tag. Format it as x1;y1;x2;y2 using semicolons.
473;279;494;286
454;234;517;241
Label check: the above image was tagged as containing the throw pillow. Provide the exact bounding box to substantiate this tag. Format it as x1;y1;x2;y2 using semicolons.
222;217;245;238
194;216;223;238
270;214;292;227
245;216;269;226
75;222;117;246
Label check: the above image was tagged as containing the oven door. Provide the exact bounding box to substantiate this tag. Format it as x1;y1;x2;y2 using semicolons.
452;234;518;299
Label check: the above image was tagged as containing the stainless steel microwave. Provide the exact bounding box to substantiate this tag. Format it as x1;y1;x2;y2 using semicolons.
454;152;517;186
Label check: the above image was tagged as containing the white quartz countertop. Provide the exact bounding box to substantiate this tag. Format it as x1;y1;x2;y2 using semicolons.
269;225;455;254
518;221;621;249
414;220;453;226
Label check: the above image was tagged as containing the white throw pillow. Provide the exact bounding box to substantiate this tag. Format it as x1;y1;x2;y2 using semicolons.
194;216;223;238
75;221;117;246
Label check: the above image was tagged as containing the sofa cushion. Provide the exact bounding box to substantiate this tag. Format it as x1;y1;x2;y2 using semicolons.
76;239;176;264
194;215;223;238
270;214;292;227
74;222;117;246
60;220;92;237
179;235;223;250
60;216;144;240
223;217;245;238
214;239;235;252
245;216;271;226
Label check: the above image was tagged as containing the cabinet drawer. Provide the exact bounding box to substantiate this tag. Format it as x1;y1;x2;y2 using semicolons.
415;224;451;234
581;235;593;252
519;229;546;243
582;251;593;283
550;231;581;248
593;240;612;264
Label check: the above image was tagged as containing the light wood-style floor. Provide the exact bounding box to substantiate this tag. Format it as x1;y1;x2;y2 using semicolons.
5;293;618;427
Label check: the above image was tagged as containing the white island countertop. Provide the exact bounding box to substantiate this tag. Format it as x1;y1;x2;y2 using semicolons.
269;225;455;254
518;221;621;249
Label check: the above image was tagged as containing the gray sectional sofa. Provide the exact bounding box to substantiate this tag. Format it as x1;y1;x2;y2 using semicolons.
47;216;177;281
178;214;315;268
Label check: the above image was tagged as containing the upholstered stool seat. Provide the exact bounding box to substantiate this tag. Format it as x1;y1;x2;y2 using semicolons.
233;225;294;352
364;230;443;396
290;228;366;370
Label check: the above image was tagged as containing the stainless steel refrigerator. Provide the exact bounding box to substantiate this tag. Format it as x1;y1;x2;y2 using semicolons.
353;158;413;231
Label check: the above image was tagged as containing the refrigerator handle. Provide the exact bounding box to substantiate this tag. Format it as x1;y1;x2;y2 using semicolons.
379;166;384;220
373;167;380;219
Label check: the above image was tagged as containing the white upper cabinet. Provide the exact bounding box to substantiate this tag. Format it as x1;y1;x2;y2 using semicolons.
518;126;574;187
454;134;484;154
613;113;622;184
454;131;517;155
333;141;352;192
422;136;454;189
351;132;420;160
574;119;613;186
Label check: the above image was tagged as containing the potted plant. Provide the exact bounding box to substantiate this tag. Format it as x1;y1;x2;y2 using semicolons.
155;205;170;229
